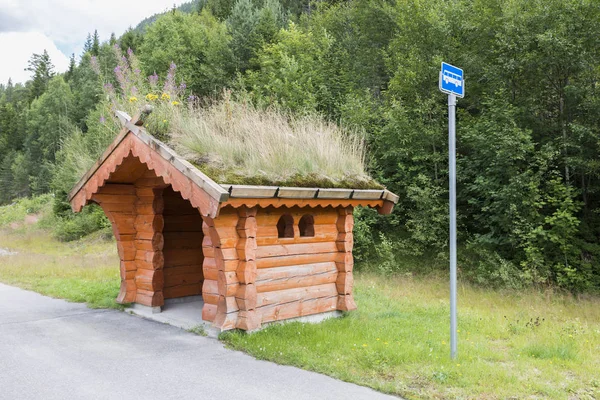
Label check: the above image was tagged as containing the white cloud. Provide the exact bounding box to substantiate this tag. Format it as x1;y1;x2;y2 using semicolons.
0;0;191;84
0;32;70;84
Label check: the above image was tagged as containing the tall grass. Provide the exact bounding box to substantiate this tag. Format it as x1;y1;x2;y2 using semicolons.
170;97;377;188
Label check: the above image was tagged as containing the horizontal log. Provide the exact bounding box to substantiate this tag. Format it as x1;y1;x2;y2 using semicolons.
256;242;338;259
236;216;257;238
99;202;135;213
109;213;136;235
236;237;256;260
256;283;337;308
134;235;164;252
163;232;203;249
135;268;164;291
337;294;357;311
134;177;166;188
117;289;136;304
336;271;353;295
257;261;336;282
204;265;217;281
135;231;154;241
203;247;238;261
135;203;158;215
123;279;136;292
203;292;219;305
336;213;354;233
202;232;238;249
135;187;158;197
164;264;202;276
256;252;338;269
202;279;218;296
120;260;137;272
236;310;261;331
218;270;239;297
136;289;164;307
235;284;257;311
163;219;203;232
163;249;203;267
202;303;217;322
203;211;239;227
258;295;337;324
117;240;136;261
93;194;138;204
122;270;135;280
98;184;136;195
135;250;164;265
255;232;337;246
135;214;164;233
256;263;337;293
163;283;202;299
203;256;238;273
236;261;257;284
164;272;203;287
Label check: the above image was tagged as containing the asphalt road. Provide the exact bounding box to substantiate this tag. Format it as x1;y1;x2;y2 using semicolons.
0;283;397;400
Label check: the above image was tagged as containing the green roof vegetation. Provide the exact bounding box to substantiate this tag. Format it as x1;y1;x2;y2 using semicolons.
167;98;381;189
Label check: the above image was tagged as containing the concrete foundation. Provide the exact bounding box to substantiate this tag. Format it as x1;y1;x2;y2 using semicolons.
127;296;343;338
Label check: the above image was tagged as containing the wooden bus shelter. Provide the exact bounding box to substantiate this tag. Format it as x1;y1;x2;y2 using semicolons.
69;111;398;332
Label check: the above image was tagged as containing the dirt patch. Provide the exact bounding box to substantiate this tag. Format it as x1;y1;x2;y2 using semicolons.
24;214;40;225
0;248;17;256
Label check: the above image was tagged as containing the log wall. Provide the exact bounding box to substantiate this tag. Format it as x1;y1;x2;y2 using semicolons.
94;183;138;304
93;175;357;330
133;172;165;307
162;187;204;300
252;206;344;325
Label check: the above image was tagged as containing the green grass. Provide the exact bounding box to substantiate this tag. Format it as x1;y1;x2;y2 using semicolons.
1;202;600;398
0;228;122;309
221;274;600;399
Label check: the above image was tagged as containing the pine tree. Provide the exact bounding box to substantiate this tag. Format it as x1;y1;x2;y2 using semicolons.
91;30;100;56
25;50;54;102
109;32;117;45
83;33;93;54
64;54;76;82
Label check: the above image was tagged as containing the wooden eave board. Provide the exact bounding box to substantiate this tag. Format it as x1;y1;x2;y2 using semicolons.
68;111;229;204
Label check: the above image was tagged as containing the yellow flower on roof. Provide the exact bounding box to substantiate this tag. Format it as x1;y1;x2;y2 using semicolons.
171;101;180;106
145;93;158;101
129;96;138;103
161;93;171;100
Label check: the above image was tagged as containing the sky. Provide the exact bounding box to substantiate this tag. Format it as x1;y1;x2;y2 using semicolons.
0;0;190;85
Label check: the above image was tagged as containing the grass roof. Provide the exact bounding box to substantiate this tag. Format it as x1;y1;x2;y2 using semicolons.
147;99;381;189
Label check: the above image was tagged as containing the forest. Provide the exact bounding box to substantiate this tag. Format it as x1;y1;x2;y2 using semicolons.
1;0;600;292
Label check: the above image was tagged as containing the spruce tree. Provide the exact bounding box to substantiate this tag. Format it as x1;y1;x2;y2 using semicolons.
91;30;100;56
64;54;76;82
83;33;93;54
25;50;54;102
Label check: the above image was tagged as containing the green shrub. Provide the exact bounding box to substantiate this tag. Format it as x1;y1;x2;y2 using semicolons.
0;194;54;227
53;204;111;242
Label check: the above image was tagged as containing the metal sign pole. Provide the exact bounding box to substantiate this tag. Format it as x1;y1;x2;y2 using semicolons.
448;93;457;360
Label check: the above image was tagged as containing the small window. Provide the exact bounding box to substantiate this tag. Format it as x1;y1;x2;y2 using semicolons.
299;214;315;237
277;214;294;238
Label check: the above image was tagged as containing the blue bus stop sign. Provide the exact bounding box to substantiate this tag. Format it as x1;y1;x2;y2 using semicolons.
439;62;464;98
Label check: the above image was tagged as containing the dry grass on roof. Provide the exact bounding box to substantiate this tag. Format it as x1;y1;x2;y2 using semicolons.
166;99;381;189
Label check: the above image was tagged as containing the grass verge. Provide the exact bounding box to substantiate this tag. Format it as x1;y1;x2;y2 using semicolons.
0;228;122;309
221;273;600;399
1;204;599;398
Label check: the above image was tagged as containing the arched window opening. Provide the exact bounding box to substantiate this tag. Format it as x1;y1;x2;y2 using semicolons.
277;214;294;238
299;214;315;237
